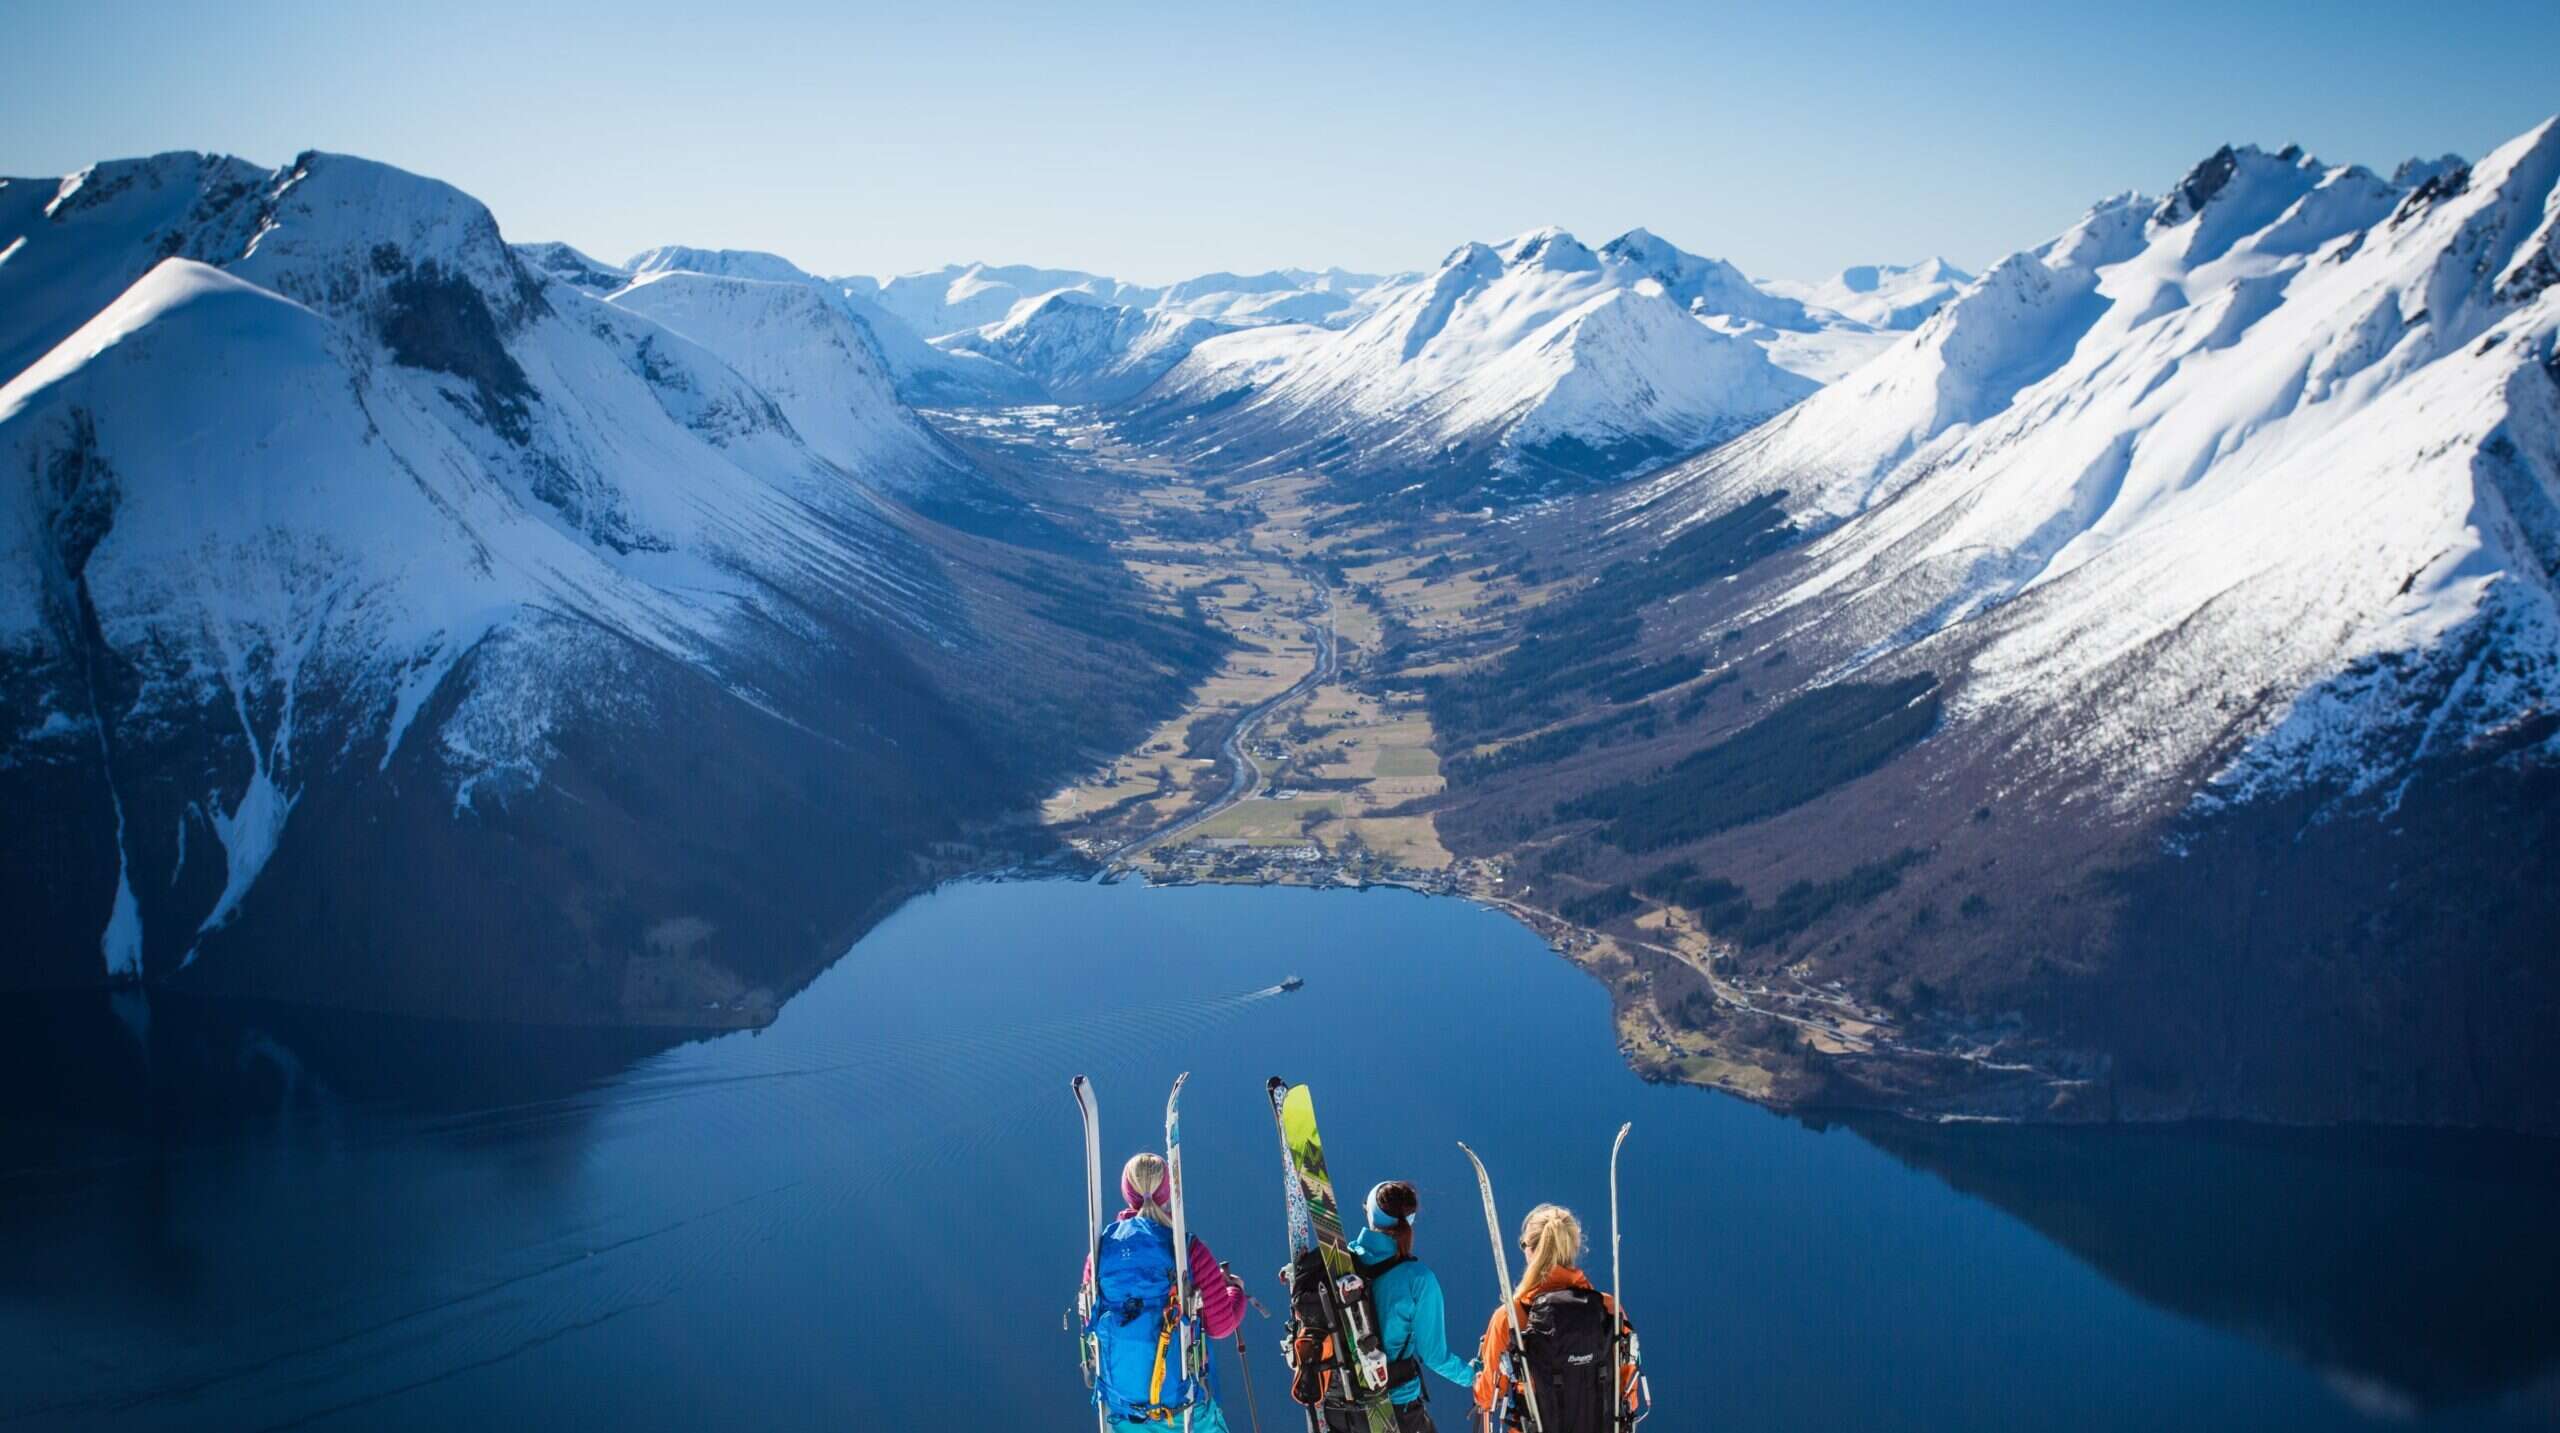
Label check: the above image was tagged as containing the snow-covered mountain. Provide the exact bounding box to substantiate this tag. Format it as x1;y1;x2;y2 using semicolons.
615;245;1045;408
856;262;1152;339
1761;257;1975;330
0;151;1199;1022
602;262;961;492
1127;227;1825;504
1637;130;2560;804
1525;121;2560;1127
1148;267;1405;327
935;291;1231;405
856;261;1403;342
533;248;1405;412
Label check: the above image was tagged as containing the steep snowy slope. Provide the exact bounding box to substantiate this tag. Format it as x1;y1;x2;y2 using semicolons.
1128;227;1820;505
1632;131;2560;794
0;152;268;386
936;291;1231;405
621;245;1044;407
1761;257;1975;330
0;152;1207;1023
1443;123;2560;1130
605;267;951;485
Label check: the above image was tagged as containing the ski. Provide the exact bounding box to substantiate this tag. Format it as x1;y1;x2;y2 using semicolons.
1167;1073;1205;1433
1460;1140;1544;1433
1276;1081;1399;1433
1609;1122;1634;1432
1072;1076;1109;1433
1269;1078;1314;1259
1267;1079;1323;1433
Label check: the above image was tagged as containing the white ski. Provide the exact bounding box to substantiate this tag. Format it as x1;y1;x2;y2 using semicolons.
1459;1140;1544;1433
1073;1075;1108;1433
1167;1073;1200;1433
1610;1122;1631;1432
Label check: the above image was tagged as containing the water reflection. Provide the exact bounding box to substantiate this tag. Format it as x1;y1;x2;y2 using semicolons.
1845;1115;2560;1420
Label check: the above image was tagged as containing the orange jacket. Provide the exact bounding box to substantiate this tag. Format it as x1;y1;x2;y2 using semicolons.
1472;1265;1639;1415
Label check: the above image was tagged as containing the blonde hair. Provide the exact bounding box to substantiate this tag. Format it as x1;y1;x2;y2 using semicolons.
1123;1152;1171;1224
1515;1203;1582;1299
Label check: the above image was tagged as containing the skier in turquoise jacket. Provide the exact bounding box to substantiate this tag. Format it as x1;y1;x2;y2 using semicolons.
1344;1180;1477;1431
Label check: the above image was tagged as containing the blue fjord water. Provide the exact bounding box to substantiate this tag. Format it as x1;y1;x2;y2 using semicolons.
2;878;2555;1431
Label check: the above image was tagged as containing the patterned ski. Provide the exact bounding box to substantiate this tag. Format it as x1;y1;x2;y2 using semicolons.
1278;1082;1398;1433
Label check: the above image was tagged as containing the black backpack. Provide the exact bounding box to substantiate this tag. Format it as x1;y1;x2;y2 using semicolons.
1517;1286;1620;1432
1283;1245;1432;1413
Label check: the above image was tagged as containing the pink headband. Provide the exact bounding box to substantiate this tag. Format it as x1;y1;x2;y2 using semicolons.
1123;1172;1169;1211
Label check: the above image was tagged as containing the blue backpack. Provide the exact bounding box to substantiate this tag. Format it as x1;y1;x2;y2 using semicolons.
1087;1214;1212;1420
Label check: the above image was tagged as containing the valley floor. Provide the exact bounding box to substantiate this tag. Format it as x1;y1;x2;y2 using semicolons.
933;406;1901;1113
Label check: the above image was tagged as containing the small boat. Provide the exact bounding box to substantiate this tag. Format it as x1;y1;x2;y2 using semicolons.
1278;975;1305;993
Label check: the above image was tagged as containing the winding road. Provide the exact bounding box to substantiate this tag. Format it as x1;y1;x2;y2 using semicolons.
1111;582;1336;868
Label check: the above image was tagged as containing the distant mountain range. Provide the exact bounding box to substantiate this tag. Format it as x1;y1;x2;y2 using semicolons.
1758;257;1974;330
1120;227;1883;509
508;229;1917;510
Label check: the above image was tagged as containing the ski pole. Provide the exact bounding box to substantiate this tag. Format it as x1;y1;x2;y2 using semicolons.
1234;1329;1265;1433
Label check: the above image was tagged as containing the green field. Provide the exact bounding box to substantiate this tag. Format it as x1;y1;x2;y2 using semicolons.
1190;795;1342;842
1375;746;1440;778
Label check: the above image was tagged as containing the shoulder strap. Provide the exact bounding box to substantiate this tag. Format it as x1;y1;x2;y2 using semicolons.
1353;1252;1412;1283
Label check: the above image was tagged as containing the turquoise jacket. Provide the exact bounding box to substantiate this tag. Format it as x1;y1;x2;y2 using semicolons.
1348;1227;1476;1406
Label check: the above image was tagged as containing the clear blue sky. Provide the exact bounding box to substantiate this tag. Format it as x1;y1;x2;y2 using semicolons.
6;0;2555;285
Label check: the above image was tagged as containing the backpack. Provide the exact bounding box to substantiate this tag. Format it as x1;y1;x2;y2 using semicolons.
1088;1215;1210;1420
1514;1286;1623;1433
1282;1246;1403;1410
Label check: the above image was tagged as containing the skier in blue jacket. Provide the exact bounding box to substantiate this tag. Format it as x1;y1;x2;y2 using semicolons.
1343;1180;1477;1431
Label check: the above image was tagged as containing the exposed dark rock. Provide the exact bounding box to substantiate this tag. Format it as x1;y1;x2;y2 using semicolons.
2156;145;2239;226
379;258;537;441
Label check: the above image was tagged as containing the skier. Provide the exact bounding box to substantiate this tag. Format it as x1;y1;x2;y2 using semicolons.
1338;1180;1477;1431
1084;1151;1251;1431
1471;1204;1640;1432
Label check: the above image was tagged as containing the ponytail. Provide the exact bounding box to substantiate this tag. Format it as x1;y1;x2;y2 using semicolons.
1121;1152;1172;1224
1367;1180;1420;1259
1514;1203;1582;1300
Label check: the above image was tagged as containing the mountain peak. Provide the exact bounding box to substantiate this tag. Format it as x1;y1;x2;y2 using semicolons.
2152;143;2327;228
1497;227;1597;272
2391;153;2468;190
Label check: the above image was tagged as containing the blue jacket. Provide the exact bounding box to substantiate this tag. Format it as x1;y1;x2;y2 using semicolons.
1348;1227;1475;1405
